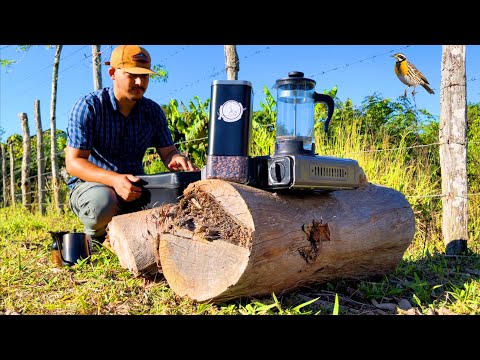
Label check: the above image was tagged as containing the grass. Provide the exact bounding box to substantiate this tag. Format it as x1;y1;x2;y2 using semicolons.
1;202;478;312
1;119;478;315
1;206;478;315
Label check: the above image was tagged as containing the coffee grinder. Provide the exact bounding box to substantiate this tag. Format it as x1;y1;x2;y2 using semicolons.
248;71;362;191
204;79;253;183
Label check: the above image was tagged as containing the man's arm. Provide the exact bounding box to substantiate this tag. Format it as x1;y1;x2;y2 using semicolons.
157;144;199;171
65;146;143;202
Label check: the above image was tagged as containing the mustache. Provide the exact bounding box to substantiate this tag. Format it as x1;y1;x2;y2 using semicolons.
132;86;146;92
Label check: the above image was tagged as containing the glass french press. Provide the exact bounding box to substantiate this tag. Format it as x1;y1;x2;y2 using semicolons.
274;71;334;156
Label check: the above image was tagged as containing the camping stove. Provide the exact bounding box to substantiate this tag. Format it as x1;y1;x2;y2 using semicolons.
248;152;361;190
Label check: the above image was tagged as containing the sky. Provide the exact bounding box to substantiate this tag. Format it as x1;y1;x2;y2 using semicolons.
1;44;480;142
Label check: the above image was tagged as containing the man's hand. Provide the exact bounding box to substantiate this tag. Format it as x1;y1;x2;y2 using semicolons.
157;145;200;172
66;147;143;199
111;174;143;202
167;153;200;172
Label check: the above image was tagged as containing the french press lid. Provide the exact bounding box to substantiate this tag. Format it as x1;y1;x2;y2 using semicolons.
274;71;316;90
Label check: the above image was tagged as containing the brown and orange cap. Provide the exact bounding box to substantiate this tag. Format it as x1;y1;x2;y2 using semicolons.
105;45;156;75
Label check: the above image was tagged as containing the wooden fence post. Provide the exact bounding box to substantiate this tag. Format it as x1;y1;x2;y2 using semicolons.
19;112;32;210
224;45;239;80
8;141;15;207
92;45;103;90
1;143;6;207
440;45;468;255
34;100;46;215
50;45;63;212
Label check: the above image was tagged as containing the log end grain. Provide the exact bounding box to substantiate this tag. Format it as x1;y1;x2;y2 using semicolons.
160;230;250;302
107;206;174;276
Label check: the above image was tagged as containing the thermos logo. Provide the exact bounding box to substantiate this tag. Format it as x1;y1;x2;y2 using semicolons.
218;100;245;122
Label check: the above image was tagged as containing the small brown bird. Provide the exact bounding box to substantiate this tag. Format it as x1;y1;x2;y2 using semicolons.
391;53;435;97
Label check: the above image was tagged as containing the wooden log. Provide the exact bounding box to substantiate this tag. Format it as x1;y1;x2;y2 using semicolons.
159;179;416;303
106;205;174;277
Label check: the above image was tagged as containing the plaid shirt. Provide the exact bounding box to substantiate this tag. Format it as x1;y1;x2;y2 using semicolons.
67;87;174;189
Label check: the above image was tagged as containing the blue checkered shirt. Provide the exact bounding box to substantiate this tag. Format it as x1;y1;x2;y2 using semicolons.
66;87;174;189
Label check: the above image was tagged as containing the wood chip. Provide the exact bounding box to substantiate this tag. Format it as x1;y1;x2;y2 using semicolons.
191;198;202;209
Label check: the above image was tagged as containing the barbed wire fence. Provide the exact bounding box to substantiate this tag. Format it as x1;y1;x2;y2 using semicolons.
1;136;480;210
0;45;478;222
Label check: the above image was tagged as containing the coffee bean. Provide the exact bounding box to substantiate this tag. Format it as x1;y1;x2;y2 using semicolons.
206;155;249;183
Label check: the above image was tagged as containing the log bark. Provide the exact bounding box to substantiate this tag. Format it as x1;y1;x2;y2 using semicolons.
159;179;416;303
107;179;416;304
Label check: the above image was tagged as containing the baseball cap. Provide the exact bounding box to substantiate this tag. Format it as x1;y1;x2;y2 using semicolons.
105;45;156;75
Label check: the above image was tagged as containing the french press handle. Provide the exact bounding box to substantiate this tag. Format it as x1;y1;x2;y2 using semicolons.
313;93;335;133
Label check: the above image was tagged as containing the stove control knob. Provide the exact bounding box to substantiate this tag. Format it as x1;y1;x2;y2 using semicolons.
268;157;291;186
270;161;285;182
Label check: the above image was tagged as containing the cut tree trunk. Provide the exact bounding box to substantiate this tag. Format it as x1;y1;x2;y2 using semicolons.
106;205;174;276
107;179;416;304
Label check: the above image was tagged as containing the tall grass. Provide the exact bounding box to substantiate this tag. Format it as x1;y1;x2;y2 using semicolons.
317;116;444;252
1;110;479;315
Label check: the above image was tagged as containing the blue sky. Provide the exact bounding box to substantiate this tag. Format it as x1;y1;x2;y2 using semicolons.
1;44;480;141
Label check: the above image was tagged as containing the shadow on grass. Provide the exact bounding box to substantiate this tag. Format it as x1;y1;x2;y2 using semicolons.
315;249;478;315
218;248;480;315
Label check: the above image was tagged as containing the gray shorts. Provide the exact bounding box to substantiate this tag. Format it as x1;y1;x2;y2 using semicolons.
69;180;145;239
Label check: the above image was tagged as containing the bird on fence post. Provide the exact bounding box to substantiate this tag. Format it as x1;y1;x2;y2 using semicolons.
391;53;435;97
